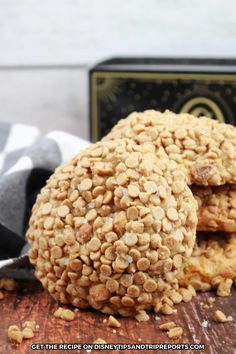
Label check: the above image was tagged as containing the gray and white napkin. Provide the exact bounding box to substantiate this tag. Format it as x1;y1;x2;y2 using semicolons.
0;123;90;279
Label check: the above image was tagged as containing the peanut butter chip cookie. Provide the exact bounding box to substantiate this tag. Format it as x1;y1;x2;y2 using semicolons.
27;138;197;317
177;232;236;295
103;110;236;186
192;184;236;232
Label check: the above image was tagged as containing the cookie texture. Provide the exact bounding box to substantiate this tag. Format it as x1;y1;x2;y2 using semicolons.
27;139;197;316
103;110;236;186
192;184;236;232
177;232;236;295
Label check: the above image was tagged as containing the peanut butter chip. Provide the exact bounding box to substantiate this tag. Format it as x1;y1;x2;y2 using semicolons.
8;325;23;343
161;304;173;315
88;238;101;252
39;237;48;249
159;246;170;260
106;279;119;292
172;181;185;194
91;147;103;157
127;285;140;297
127;206;139;220
79;178;92;191
90;284;110;301
69;189;79;202
143;279;157;292
167;327;183;339
54;307;75;321
214;310;232;323
86;209;97;221
125;157;139;168
137;258;150;271
135;310;150;322
108;315;121;328
152;207;165;220
70;259;82;271
100;264;112;276
124;233;138;247
166;208;178;221
57;205;70;217
121;296;135;307
115;256;129;269
42;202;52;215
144;181;157;194
117;173;128;185
159;322;176;331
128;184;140;198
44;217;54;230
51;246;63;259
175;128;187;139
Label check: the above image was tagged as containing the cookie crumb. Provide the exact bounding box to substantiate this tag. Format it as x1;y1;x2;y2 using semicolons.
108;315;121;328
22;327;34;339
22;321;36;332
8;320;37;343
7;325;23;344
214;310;233;323
207;297;215;305
54;307;75;321
167;327;183;339
159;322;176;331
217;279;233;297
201;320;208;328
93;338;107;344
0;291;4;300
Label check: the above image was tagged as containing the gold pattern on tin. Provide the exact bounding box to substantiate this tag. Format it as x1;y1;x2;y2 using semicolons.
91;71;236;142
180;96;225;123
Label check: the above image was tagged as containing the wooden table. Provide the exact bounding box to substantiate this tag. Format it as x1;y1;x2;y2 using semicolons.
0;281;235;354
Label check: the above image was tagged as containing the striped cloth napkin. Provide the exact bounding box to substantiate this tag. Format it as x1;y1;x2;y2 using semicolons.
0;123;90;279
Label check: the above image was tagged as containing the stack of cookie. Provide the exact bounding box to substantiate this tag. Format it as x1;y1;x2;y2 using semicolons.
103;110;236;297
26;109;235;320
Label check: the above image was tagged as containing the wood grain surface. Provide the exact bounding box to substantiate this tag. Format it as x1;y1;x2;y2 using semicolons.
0;281;235;354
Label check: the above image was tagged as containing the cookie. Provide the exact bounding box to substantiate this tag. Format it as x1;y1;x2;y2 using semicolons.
192;184;236;232
177;232;236;295
103;110;236;186
27;138;197;316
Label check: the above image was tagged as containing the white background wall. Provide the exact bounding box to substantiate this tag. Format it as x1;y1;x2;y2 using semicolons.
0;0;235;139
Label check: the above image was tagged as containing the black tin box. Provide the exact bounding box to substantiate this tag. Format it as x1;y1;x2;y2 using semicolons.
89;58;236;142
